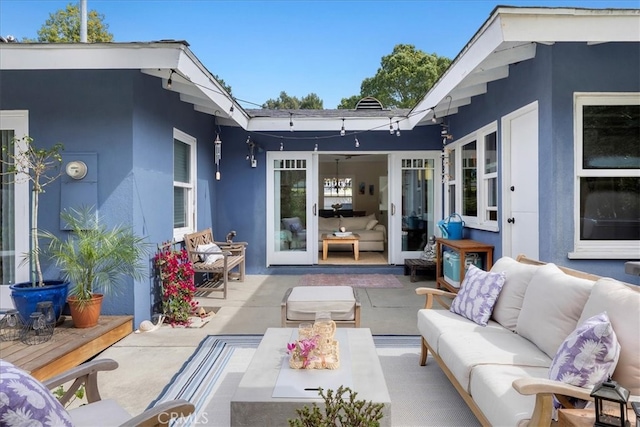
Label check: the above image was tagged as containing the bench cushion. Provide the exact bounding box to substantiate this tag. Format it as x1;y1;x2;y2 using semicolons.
438;331;551;393
516;263;594;359
578;278;640;395
490;256;540;331
286;286;356;321
470;364;548;427
69;399;132;426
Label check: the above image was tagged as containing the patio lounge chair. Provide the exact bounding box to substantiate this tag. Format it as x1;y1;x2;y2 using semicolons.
39;358;195;426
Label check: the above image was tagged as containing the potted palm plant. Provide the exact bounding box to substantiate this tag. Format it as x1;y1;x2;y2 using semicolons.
1;135;68;323
41;206;150;328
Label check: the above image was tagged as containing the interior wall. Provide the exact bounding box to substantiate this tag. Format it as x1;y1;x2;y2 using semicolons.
318;156;387;218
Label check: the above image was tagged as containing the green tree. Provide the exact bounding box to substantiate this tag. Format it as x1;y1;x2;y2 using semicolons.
214;74;232;95
338;44;451;109
263;91;323;109
26;2;113;43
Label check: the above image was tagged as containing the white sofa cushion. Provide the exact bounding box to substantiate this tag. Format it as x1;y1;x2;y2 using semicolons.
490;257;540;331
438;331;551;393
470;364;549;427
286;286;356;321
318;217;341;230
417;309;509;354
578;278;640;396
340;216;371;230
69;399;133;426
516;263;594;359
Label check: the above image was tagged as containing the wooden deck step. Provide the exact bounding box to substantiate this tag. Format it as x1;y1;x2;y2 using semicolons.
0;315;133;381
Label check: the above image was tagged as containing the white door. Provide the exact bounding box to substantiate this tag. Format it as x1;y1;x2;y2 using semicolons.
501;102;539;259
266;152;317;265
0;110;30;287
389;152;442;264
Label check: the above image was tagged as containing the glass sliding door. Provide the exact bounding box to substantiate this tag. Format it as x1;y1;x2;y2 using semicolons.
389;152;441;264
0;110;29;285
267;152;316;265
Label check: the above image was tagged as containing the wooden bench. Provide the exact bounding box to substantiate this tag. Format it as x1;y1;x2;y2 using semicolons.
183;228;247;299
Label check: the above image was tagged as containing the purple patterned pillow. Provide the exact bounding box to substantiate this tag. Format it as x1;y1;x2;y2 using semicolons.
449;264;506;326
548;311;620;409
0;359;73;426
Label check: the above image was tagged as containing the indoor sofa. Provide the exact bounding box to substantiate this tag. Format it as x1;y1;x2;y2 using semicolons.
416;255;640;426
317;214;386;251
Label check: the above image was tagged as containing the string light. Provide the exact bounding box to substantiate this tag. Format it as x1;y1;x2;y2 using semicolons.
354;137;360;148
314;143;318;151
396;121;401;137
289;113;294;132
340;118;346;137
167;69;174;89
280;142;284;151
389;118;394;135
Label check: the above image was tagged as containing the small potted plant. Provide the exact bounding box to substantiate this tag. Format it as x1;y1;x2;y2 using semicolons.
1;136;68;322
41;206;150;328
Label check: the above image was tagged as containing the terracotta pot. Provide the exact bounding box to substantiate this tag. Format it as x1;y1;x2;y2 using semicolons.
67;294;103;328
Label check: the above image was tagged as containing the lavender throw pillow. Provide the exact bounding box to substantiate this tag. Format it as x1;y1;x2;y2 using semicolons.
0;359;73;426
548;311;620;409
449;264;506;326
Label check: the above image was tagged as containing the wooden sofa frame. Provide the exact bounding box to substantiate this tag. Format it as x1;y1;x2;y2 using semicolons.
183;228;247;299
415;254;602;427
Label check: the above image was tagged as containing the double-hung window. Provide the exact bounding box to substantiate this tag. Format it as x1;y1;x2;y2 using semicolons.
173;129;197;241
445;122;499;231
571;93;640;259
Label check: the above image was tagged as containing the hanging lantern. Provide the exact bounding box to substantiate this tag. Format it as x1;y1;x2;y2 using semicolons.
36;301;56;325
591;377;630;427
21;312;54;345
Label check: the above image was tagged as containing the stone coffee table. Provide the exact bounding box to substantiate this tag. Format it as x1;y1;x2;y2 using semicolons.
230;327;391;426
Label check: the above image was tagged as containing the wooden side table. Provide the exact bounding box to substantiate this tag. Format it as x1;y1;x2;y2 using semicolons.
435;238;494;293
558;407;636;427
321;233;360;261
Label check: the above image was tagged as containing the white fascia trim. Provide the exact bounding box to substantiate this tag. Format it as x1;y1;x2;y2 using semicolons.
246;116;407;132
407;13;506;127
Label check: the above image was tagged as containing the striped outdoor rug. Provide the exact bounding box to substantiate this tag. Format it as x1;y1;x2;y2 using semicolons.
150;334;478;426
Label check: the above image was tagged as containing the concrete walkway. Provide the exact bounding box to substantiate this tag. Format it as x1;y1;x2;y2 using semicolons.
97;273;437;417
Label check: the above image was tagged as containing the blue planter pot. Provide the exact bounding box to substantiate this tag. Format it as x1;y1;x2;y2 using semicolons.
9;280;69;324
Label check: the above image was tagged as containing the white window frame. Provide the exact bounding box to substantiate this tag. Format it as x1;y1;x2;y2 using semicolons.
570;92;640;259
172;128;197;241
445;121;499;232
0;110;30;284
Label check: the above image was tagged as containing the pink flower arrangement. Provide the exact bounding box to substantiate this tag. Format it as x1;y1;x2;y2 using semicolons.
154;244;198;326
287;336;319;368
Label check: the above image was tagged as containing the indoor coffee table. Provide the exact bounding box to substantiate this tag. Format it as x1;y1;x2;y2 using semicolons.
322;233;360;261
230;327;391;426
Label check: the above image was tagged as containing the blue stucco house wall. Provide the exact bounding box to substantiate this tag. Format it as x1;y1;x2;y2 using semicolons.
448;42;640;282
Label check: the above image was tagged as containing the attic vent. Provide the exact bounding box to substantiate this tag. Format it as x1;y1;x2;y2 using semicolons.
355;97;384;110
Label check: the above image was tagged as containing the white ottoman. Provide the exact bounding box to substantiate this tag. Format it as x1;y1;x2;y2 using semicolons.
280;286;361;327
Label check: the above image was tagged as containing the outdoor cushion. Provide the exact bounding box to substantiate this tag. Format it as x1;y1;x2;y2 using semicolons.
286;286;356;321
0;359;73;427
516;263;594;359
470;364;549;427
548;311;620;410
578;278;640;395
197;243;224;264
437;331;551;393
450;265;506;326
68;399;132;426
417;309;509;354
490;256;540;331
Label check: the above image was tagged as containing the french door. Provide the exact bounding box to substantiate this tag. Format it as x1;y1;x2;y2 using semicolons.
388;152;442;265
0;110;30;285
266;152;317;265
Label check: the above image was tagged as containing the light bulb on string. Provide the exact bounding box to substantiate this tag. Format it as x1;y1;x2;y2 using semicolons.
340;118;346;137
280;142;284;151
389;118;394;135
289;113;294;132
167;70;174;89
314;143;318;152
396;121;401;137
355;137;360;148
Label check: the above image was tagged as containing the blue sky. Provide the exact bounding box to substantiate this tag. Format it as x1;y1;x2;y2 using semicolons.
1;0;638;108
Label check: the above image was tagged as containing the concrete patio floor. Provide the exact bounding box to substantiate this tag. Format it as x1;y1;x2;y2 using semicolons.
96;272;438;417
